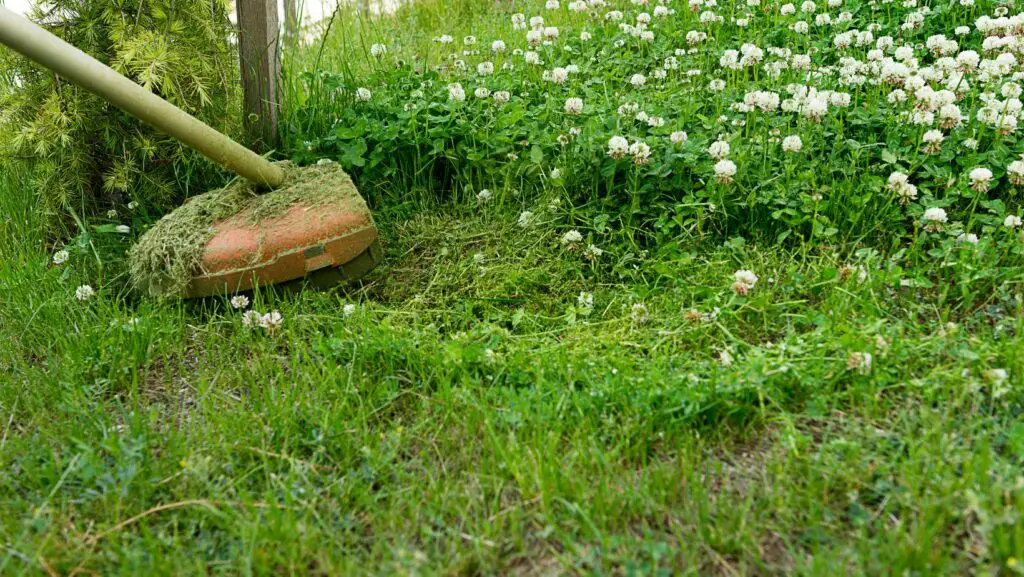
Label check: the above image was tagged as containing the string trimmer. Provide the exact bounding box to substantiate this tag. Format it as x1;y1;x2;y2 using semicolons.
0;7;381;298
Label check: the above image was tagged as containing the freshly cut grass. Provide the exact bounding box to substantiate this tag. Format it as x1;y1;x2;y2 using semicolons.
127;161;362;297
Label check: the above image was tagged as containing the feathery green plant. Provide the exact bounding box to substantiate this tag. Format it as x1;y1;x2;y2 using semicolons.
0;0;239;235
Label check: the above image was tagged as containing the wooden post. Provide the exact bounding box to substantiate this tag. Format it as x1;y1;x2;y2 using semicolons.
236;0;280;152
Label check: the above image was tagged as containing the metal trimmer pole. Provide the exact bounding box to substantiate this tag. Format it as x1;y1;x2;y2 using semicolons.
0;7;285;188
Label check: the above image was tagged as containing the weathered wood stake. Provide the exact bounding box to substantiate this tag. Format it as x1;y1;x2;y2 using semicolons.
236;0;280;152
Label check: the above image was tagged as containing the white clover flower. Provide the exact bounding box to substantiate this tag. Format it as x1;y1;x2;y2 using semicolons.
546;0;560;8
982;367;1007;385
887;171;918;204
781;3;796;15
448;83;466;102
356;87;372;102
53;249;69;265
922;129;944;153
732;270;758;296
477;189;493;203
577;291;594;312
1008;160;1024;185
963;138;978;151
564;97;584;115
630;73;646;87
887;89;907;104
618;102;639;116
829;92;851;108
474;87;491;99
550;168;562;180
436;34;454;44
241;310;262;327
463;35;476;45
708;79;726;91
258;311;283;330
370;43;387;58
847;351;873;374
630;303;650;325
629;141;652;165
782;135;803;152
1004;215;1023;228
714;159;737;183
923;207;948;230
477;61;494;76
524;51;541;65
803;94;829;122
718;349;734;366
957;232;979;244
518;211;534;228
969;167;993;191
938;104;962;129
670;131;688;144
561;230;584;245
708;140;730;159
493;91;511;105
491;40;506;53
584;244;603;259
526;29;542;45
544;26;560;40
608;136;630;158
75;285;95;301
231;295;250;309
343;303;358;317
550;67;569;84
580;31;592;41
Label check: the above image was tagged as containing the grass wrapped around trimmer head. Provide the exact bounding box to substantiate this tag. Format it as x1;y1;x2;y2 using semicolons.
128;161;362;297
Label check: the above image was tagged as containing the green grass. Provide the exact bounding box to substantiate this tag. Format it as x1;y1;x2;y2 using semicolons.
4;0;1024;573
2;164;1024;574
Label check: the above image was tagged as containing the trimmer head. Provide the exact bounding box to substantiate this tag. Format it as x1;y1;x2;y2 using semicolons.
128;162;381;298
184;191;380;298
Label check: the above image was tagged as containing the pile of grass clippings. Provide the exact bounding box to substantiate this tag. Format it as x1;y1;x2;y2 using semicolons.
128;161;363;297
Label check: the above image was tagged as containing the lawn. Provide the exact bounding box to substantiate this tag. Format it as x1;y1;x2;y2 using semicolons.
2;0;1024;574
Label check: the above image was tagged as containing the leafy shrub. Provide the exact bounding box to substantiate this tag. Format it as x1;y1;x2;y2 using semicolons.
0;0;239;233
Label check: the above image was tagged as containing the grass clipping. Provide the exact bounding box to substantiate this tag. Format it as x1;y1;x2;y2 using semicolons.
128;161;362;297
